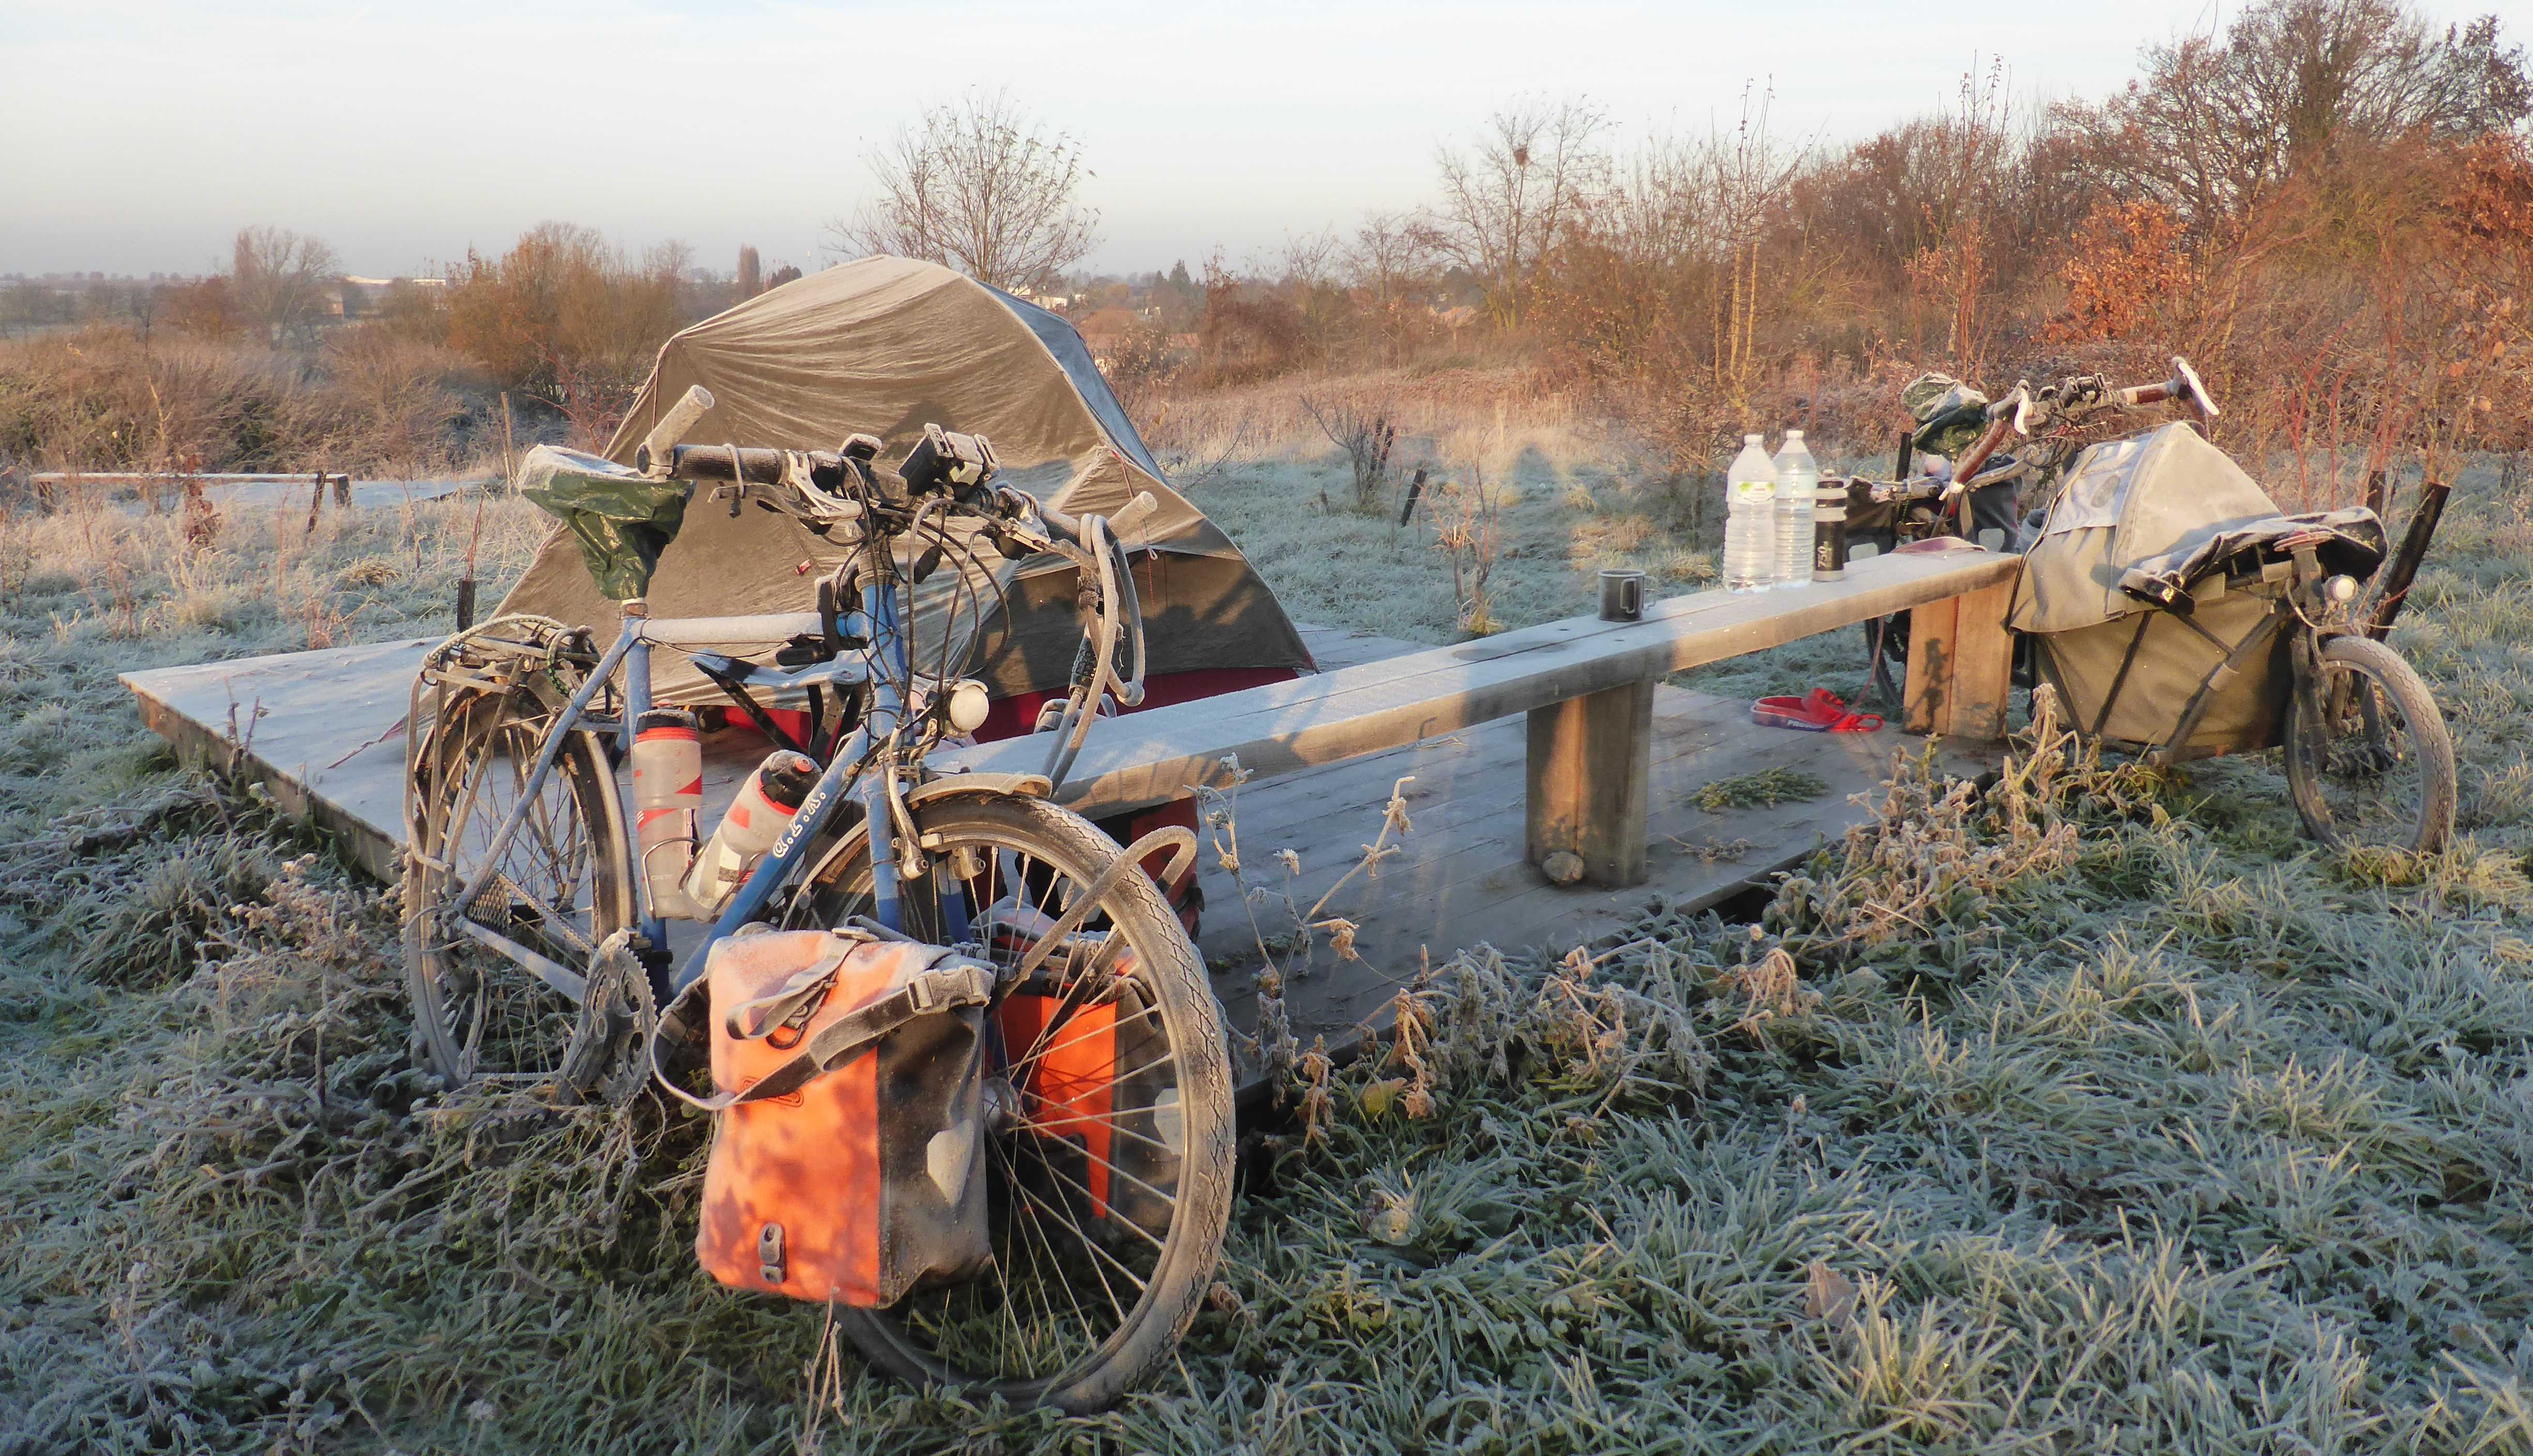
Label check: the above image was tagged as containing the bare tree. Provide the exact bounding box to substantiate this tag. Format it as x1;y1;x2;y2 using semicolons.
737;244;762;298
1434;99;1610;325
831;91;1102;293
230;226;340;345
1347;210;1444;364
2067;0;2532;224
1348;211;1441;305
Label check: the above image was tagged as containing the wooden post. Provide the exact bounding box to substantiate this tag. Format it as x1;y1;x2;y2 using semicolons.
1901;560;2021;739
1944;573;2017;740
1526;678;1655;889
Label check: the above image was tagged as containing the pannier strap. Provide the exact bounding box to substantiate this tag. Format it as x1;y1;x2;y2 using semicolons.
653;954;993;1112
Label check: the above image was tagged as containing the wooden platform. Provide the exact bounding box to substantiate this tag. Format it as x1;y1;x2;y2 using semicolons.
123;618;1994;1081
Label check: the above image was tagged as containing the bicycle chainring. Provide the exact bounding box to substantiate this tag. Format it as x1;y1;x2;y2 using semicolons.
560;928;658;1106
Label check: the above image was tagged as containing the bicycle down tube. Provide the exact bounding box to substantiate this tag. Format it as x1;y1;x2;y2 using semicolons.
678;562;915;988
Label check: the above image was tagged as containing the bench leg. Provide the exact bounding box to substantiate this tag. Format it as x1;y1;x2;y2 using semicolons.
1903;573;2019;739
1526;679;1654;889
1945;575;2017;740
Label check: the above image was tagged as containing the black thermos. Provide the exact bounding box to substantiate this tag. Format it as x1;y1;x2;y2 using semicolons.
1813;483;1849;580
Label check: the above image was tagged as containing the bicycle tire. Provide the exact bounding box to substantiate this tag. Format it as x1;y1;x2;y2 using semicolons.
2285;634;2456;855
403;671;632;1087
784;792;1235;1413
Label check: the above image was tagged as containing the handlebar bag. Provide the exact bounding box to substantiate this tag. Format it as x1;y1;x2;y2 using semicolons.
653;929;996;1307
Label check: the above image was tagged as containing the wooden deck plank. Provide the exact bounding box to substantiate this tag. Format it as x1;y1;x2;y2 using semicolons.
1196;702;1998;1067
123;635;433;880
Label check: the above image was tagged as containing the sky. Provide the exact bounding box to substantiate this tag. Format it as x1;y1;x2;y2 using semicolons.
3;0;2239;281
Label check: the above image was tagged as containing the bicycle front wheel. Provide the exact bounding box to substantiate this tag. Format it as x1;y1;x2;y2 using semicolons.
2285;634;2456;854
403;670;631;1088
786;792;1235;1413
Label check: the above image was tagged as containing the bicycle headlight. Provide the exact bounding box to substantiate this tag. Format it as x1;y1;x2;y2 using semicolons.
2325;574;2360;604
944;679;991;734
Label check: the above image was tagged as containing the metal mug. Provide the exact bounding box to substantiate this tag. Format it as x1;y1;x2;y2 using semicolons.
1598;568;1646;622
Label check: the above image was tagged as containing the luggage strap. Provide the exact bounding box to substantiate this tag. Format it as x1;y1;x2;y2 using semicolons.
650;943;993;1112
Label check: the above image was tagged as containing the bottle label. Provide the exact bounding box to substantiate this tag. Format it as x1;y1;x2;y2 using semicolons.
1730;479;1776;506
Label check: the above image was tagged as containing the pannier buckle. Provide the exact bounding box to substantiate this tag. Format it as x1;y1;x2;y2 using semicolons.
758;1223;786;1285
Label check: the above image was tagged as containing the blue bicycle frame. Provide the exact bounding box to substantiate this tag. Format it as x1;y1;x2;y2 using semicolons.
674;569;946;990
442;562;965;1004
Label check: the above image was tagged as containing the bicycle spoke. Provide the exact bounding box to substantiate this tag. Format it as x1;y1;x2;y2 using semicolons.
791;801;1225;1404
409;685;613;1086
1004;1148;1157;1285
996;1137;1108;1369
1019;1145;1170;1255
1009;934;1137;1072
1048;1138;1183;1213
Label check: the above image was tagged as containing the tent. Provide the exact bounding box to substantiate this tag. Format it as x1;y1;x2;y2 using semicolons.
495;256;1313;715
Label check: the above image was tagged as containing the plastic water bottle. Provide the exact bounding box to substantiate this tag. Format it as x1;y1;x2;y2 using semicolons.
1724;434;1777;594
682;749;820;916
1772;430;1819;590
631;708;704;919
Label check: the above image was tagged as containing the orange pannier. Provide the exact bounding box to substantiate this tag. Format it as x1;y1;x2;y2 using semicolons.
653;928;997;1308
991;939;1182;1240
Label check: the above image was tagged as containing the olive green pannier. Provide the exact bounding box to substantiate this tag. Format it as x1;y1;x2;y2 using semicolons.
2009;423;2386;759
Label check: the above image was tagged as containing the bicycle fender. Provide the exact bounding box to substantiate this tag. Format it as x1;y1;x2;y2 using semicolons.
906;773;1054;808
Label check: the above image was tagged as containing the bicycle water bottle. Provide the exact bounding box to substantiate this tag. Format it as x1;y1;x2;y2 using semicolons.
632;708;704;919
1772;430;1819;590
1724;434;1777;595
683;749;820;917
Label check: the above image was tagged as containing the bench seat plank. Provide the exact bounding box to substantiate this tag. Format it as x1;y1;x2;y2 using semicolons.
940;548;2018;818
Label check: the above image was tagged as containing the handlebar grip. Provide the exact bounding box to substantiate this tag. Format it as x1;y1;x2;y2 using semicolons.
638;385;715;474
666;444;792;484
1109;490;1158;538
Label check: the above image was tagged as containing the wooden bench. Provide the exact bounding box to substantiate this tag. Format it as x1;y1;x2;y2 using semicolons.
940;547;2023;889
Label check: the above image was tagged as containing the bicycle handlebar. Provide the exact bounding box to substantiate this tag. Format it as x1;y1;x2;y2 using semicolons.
1942;355;2220;498
666;443;836;485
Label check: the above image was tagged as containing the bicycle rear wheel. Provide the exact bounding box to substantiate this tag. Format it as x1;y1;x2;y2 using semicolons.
403;668;631;1087
2285;634;2456;854
785;792;1234;1413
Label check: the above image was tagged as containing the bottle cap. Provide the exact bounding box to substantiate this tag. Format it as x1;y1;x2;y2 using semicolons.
1785;429;1804;440
1745;434;1762;445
